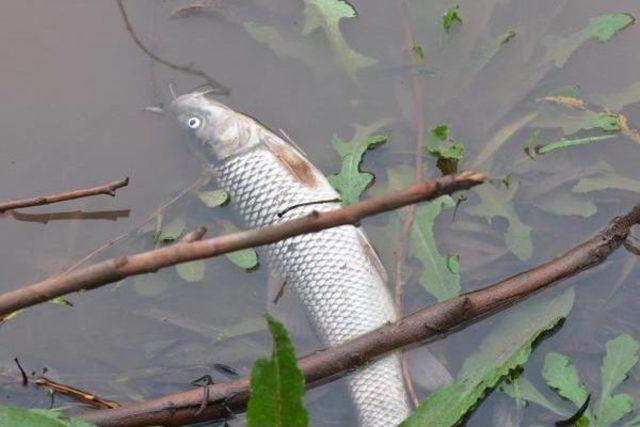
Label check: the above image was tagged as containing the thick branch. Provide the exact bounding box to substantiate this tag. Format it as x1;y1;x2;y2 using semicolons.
0;172;483;318
80;203;640;427
0;178;129;213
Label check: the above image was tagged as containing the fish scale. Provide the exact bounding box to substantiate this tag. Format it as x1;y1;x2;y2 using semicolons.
171;93;410;426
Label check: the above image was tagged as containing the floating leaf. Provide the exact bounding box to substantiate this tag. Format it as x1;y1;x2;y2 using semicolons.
537;193;598;218
176;260;206;283
328;120;390;205
543;352;589;408
0;407;95;427
425;124;465;175
594;334;639;426
466;182;533;260
476;30;516;70
302;0;377;77
501;377;571;417
401;288;575;426
572;173;640;194
216;219;260;270
443;5;462;32
247;315;308;427
535;135;617;155
542;13;635;67
197;189;229;208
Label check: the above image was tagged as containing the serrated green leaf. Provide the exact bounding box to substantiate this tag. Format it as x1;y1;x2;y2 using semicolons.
247;315;308;427
537;193;598;218
302;0;376;78
543;352;589;408
535;135;617;155
466;182;533;260
572;173;640;194
386;166;459;301
215;219;260;270
0;407;95;427
443;5;462;32
594;334;639;427
328;120;390;205
176;260;206;282
542;13;635;67
501;377;571;417
197;189;229;208
401;288;575;427
426;124;465;175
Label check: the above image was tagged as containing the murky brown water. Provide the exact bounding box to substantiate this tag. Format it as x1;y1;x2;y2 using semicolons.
0;0;639;425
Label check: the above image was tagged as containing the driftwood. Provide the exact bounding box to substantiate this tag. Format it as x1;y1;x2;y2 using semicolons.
0;178;129;213
79;204;640;427
0;172;484;319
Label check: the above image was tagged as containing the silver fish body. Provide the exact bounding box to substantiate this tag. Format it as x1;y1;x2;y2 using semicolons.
171;92;409;426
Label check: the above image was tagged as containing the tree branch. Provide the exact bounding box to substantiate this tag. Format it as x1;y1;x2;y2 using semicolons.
0;172;484;318
79;203;640;427
0;178;129;213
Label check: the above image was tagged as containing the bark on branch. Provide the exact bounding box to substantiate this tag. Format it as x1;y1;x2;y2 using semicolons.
79;203;640;427
0;178;130;213
0;172;484;318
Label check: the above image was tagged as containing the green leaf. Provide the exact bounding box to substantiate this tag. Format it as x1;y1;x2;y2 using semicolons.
501;377;571;417
247;315;308;427
0;407;95;427
537;193;598;218
302;0;377;78
215;219;260;270
401;288;575;427
594;334;639;427
197;189;229;208
542;13;635;67
328;120;390;205
443;5;462;32
154;217;186;243
572;173;640;194
466;182;533;260
426;124;465;175
176;260;206;282
535;135;617;155
475;30;516;70
412;44;425;62
387;166;460;301
542;352;589;408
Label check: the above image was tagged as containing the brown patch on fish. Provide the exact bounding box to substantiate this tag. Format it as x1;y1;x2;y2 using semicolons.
265;136;318;188
355;229;389;283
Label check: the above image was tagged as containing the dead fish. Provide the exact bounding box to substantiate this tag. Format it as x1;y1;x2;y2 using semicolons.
170;91;410;426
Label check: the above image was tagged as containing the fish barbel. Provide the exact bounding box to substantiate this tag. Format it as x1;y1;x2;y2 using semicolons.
171;91;409;426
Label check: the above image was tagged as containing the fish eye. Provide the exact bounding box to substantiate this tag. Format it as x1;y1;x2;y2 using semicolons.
187;116;202;129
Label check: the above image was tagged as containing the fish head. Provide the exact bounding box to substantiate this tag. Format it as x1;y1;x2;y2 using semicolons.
170;92;261;161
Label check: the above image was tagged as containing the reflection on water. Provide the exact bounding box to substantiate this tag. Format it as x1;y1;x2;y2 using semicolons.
0;0;638;425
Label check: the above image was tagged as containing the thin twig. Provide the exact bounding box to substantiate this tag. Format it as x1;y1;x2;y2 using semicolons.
0;173;484;318
79;203;640;427
0;178;129;213
394;0;427;407
35;377;121;410
115;0;229;95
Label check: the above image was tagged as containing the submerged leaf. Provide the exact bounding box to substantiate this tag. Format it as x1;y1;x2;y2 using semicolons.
412;44;425;62
537;193;598;218
302;0;377;77
247;315;308;427
328;120;390;205
475;30;516;70
572;173;640;194
216;219;260;270
543;352;589;408
198;189;229;208
501;377;571;417
443;5;462;32
535;134;617;155
176;260;206;283
532;109;621;135
0;407;95;427
594;334;639;426
402;288;575;426
154;217;186;243
543;13;635;67
466;182;533;260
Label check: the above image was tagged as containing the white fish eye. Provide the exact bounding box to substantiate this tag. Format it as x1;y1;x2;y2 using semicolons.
187;116;202;129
